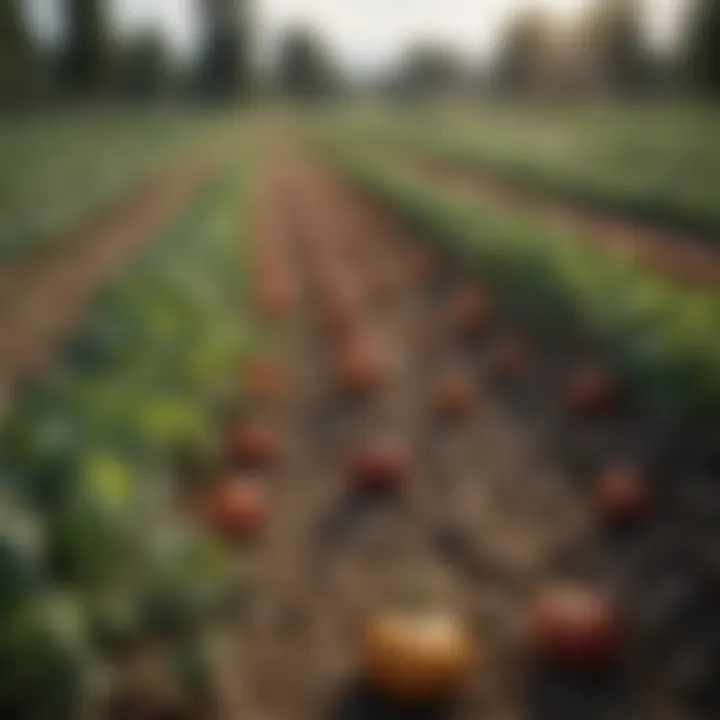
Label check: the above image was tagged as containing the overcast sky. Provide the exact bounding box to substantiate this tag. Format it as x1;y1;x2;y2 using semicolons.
27;0;689;76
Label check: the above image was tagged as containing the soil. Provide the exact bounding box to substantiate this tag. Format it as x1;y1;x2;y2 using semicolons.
416;160;720;288
228;151;720;720
0;136;232;402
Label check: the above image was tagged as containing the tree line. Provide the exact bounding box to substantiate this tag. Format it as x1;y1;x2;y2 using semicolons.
1;0;254;105
2;0;720;107
0;0;342;107
394;0;720;101
491;0;720;100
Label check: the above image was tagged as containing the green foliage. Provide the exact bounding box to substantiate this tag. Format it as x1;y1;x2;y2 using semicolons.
116;28;171;101
0;112;221;262
685;0;720;97
0;494;45;616
0;0;39;105
61;0;110;96
396;42;465;97
276;25;342;99
495;8;549;95
582;0;648;96
320;107;720;241
138;526;238;639
0;130;258;713
49;465;134;588
0;591;90;719
197;0;251;100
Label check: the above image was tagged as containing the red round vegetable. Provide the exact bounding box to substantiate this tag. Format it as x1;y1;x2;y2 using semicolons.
529;584;621;667
203;478;268;540
349;439;410;491
594;463;650;524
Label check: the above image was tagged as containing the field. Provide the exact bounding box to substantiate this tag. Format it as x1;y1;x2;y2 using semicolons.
0;110;225;262
319;105;720;241
0;106;718;720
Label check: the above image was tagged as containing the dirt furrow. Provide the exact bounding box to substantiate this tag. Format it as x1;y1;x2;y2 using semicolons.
230;153;672;719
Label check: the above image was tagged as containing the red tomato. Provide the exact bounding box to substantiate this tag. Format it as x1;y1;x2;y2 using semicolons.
529;585;621;667
349;439;410;491
203;479;268;539
594;464;650;523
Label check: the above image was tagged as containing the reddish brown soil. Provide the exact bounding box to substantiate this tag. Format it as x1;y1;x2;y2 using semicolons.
0;137;231;395
228;154;714;720
418;161;720;287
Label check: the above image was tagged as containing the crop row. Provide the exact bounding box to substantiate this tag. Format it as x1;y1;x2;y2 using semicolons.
0;112;222;263
319;143;720;428
238;160;659;712
0;144;262;718
317;108;720;241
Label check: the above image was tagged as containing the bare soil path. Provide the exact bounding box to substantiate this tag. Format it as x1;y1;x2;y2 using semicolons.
230;151;705;719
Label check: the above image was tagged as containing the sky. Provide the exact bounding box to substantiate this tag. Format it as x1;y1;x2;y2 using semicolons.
27;0;690;77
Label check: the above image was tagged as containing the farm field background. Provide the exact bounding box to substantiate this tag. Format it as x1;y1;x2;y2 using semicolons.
0;110;231;262
0;104;719;720
319;105;720;240
314;106;720;419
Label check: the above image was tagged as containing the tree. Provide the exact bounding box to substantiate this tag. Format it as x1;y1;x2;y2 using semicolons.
494;9;551;96
61;0;109;96
275;26;341;99
581;0;648;97
396;42;465;97
117;28;170;101
0;0;38;106
685;0;720;97
197;0;251;100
